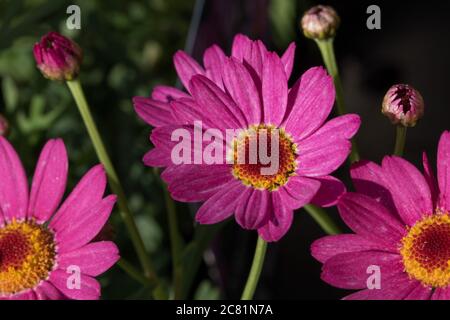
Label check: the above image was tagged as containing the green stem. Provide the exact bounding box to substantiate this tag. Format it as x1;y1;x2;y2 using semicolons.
304;204;341;235
163;186;184;299
241;236;267;300
316;39;343;113
117;259;153;287
66;79;159;289
316;39;360;163
394;125;407;156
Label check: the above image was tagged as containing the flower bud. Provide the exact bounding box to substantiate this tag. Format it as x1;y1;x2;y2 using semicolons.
33;32;83;81
0;114;9;137
382;84;424;127
301;5;340;40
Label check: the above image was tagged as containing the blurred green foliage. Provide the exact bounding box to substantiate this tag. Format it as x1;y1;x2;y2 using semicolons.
269;0;297;48
0;0;214;299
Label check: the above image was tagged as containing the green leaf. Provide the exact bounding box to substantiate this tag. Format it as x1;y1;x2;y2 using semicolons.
2;76;19;112
194;280;221;300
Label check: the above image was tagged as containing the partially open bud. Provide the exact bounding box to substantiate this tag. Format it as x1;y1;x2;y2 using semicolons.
0;114;9;137
382;84;424;127
33;32;83;81
301;5;340;40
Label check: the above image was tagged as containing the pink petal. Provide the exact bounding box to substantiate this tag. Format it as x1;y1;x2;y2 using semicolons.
222;57;262;125
143;148;172;168
58;241;119;277
149;125;225;166
133;97;174;127
231;34;252;62
55;195;117;253
423;152;439;207
235;189;271;230
404;284;433;300
28;139;68;223
382;156;433;226
350;160;397;214
49;269;100;300
203;44;226;89
343;273;418;300
151;85;189;102
0;137;28;222
231;34;267;80
162;164;233;202
3;290;36;300
295;115;360;177
195;180;246;225
338;193;405;250
281;42;296;80
437;131;450;211
310;175;346;208
170;98;217;128
321;251;404;289
311;234;390;263
50;164;107;230
189;75;247;129
278;175;320;209
262;52;288;126
283;67;335;140
432;287;450;300
173;50;205;92
248;40;267;79
149;125;205;158
35;281;66;300
258;192;294;242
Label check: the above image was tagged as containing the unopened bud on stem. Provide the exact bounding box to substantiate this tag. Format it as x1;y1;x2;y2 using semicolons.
382;84;424;127
301;5;340;41
33;32;83;81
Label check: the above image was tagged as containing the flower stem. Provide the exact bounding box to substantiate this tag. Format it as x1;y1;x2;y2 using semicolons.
66;79;160;289
316;39;360;163
304;204;341;235
241;236;267;300
117;258;153;287
394;125;407;156
162;185;184;299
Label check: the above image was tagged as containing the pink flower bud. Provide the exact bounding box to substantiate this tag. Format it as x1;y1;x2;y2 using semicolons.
382;84;424;127
33;32;82;81
0;114;9;137
301;5;340;40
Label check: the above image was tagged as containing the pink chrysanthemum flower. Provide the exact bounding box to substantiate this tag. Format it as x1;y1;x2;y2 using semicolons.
135;34;360;242
312;131;450;300
0;137;119;300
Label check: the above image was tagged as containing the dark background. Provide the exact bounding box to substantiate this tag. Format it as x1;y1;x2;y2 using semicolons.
0;0;448;299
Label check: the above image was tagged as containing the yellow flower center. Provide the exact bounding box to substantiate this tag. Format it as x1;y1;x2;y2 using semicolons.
232;125;297;191
400;212;450;288
0;220;56;296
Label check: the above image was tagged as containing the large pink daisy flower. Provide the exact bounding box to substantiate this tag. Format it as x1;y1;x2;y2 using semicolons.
133;34;296;128
0;137;119;300
135;35;360;242
312;131;450;300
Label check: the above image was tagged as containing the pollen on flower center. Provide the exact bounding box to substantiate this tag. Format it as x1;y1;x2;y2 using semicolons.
231;125;297;191
0;220;56;296
400;212;450;288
